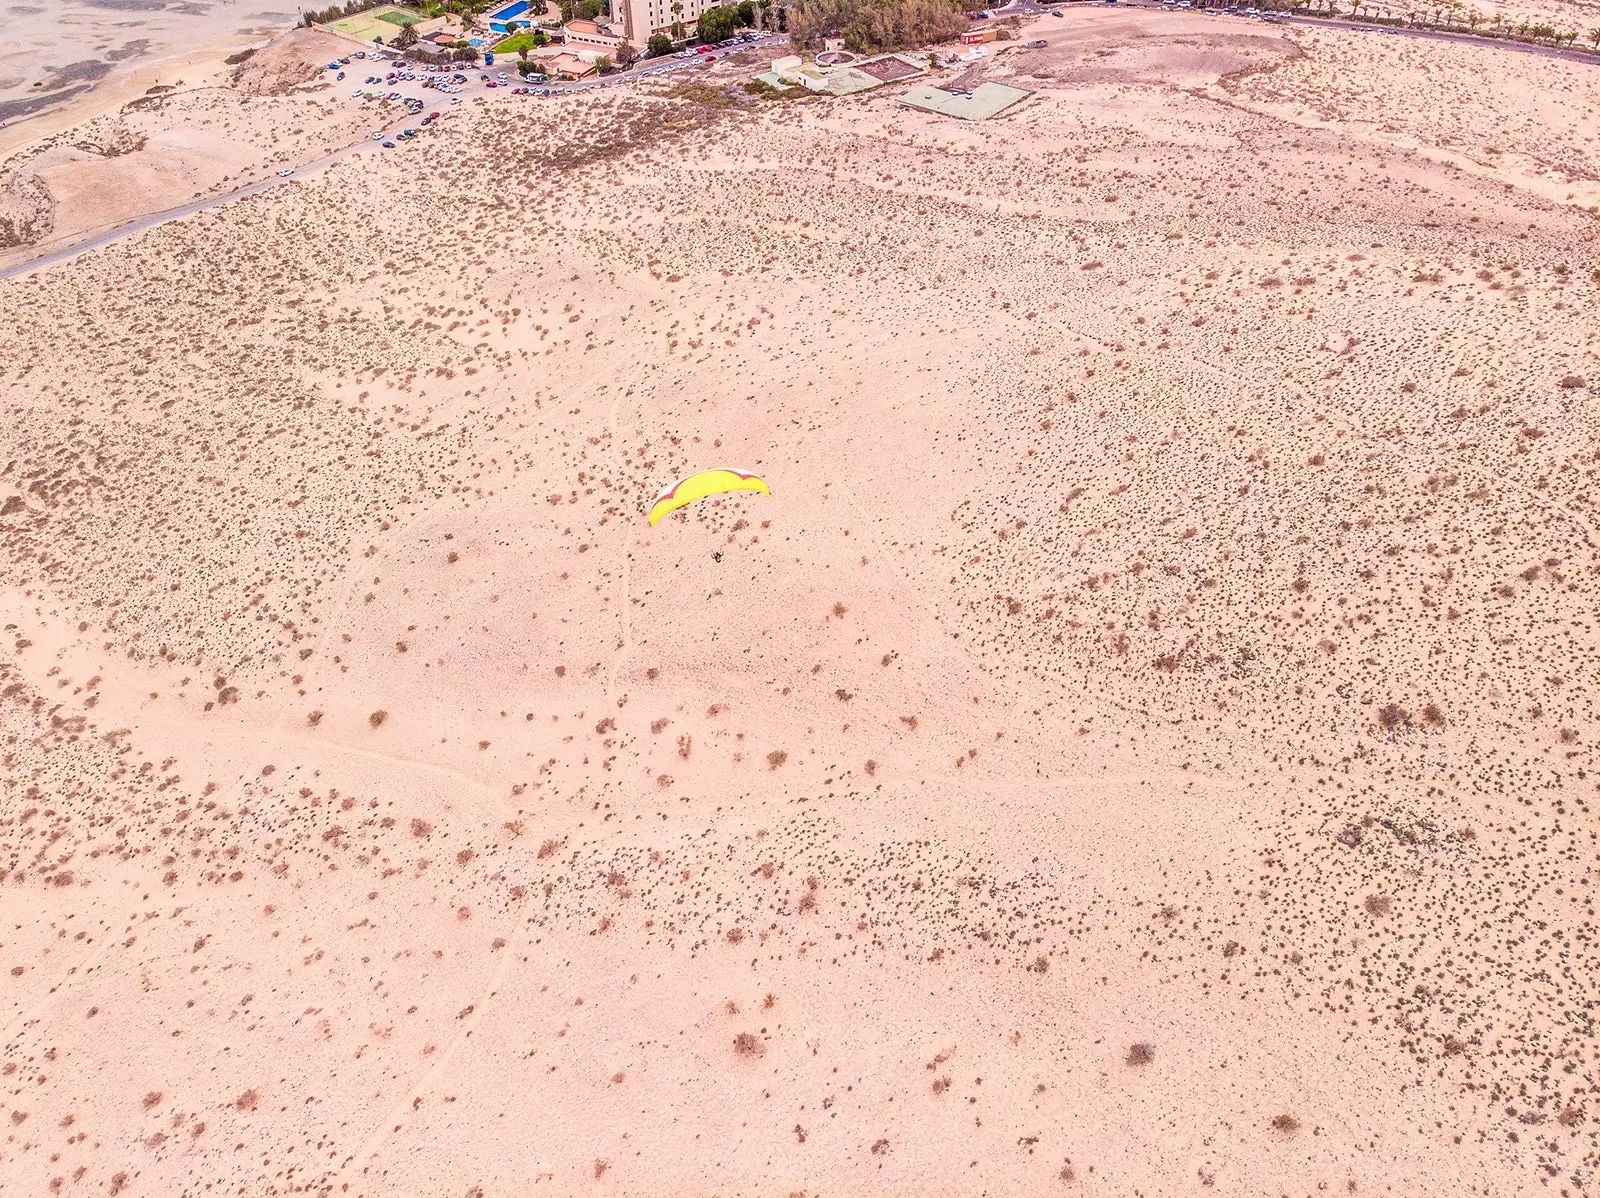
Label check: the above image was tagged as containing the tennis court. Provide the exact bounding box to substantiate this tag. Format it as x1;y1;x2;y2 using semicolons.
326;6;421;42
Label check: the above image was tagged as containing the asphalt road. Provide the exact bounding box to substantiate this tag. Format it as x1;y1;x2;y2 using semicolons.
0;35;788;279
1021;0;1600;66
3;10;1594;279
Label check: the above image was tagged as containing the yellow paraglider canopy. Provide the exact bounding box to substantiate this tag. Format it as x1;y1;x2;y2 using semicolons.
649;468;770;526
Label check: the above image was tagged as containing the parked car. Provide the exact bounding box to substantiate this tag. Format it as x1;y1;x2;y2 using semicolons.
277;167;294;176
382;140;395;147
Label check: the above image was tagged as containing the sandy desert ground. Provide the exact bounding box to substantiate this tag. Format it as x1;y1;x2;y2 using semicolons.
0;7;1598;1196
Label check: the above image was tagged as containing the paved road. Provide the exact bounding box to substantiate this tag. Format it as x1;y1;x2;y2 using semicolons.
4;10;1593;279
1021;0;1600;66
0;34;787;280
1275;11;1600;65
0;134;406;280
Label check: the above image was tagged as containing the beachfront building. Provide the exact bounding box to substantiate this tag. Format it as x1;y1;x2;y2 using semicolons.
542;50;600;75
562;17;624;48
608;0;720;44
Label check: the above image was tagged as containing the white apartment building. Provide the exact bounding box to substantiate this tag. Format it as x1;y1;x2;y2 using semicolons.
609;0;719;43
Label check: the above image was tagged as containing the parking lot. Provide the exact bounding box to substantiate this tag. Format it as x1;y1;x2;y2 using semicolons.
324;27;788;144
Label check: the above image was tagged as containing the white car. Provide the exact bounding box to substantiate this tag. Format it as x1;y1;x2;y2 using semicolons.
277;167;294;177
371;131;384;139
450;96;462;103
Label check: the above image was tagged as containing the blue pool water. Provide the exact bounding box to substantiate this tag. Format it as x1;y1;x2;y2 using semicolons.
488;0;530;28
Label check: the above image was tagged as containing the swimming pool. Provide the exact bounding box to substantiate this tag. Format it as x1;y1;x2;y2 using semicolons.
487;0;530;31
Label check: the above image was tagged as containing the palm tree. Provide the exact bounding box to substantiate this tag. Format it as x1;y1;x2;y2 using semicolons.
1589;25;1600;46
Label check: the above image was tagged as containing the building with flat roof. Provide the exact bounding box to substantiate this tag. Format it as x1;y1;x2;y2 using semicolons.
540;50;599;76
898;80;1030;120
563;17;624;46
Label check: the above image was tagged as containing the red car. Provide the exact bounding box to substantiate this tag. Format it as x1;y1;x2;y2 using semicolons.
485;80;498;87
697;44;713;52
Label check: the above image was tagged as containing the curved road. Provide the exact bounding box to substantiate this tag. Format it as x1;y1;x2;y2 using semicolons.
0;135;394;281
0;35;781;281
2;13;1592;280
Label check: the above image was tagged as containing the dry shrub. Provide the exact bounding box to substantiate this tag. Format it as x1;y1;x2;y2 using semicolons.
666;80;742;108
1270;1113;1300;1134
234;1089;259;1111
368;710;388;728
410;819;432;838
537;838;561;859
1126;1042;1155;1066
1364;893;1392;917
733;1032;766;1057
1376;703;1409;732
766;749;788;770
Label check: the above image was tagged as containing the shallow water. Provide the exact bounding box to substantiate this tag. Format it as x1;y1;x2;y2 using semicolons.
0;0;298;132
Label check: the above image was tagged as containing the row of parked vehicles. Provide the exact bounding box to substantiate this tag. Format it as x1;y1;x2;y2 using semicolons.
671;29;774;57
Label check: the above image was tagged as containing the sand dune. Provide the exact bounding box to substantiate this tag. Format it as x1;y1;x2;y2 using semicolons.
1;9;1597;1195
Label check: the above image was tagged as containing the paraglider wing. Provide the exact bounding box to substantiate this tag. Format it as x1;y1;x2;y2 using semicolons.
649;468;770;526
